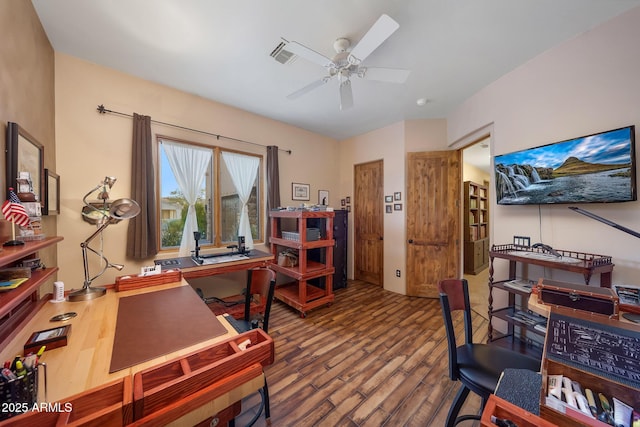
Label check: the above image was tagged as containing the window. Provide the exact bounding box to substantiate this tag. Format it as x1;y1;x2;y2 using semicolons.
158;137;262;252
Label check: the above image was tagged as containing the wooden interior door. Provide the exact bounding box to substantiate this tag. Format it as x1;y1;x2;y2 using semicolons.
406;151;461;297
354;160;384;286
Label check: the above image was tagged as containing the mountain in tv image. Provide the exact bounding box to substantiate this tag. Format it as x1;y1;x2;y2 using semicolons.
495;127;635;205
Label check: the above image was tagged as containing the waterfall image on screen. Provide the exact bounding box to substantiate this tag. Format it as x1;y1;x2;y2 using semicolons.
494;126;637;205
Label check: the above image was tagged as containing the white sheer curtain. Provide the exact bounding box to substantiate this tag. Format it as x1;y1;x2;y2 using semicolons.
161;140;211;256
222;151;259;249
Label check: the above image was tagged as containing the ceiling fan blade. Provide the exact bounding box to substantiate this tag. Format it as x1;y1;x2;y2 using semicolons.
339;79;353;110
348;14;400;65
285;41;335;68
360;67;410;83
287;77;330;99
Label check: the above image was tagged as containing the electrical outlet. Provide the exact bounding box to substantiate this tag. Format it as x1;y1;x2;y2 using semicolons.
395;270;401;277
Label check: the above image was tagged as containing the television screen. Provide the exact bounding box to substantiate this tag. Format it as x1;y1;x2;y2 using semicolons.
495;125;636;205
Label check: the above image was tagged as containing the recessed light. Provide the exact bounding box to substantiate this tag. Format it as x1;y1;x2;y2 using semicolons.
416;98;429;106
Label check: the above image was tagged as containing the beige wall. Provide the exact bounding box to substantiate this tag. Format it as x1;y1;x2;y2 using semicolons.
448;6;640;287
0;1;57;294
338;119;448;294
54;53;339;289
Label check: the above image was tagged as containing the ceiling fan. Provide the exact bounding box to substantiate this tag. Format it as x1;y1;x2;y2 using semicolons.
284;14;410;110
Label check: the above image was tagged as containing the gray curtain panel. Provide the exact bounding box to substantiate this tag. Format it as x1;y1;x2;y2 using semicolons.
127;113;158;258
266;146;281;242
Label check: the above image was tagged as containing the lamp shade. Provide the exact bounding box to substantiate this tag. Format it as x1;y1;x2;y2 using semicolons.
109;198;141;221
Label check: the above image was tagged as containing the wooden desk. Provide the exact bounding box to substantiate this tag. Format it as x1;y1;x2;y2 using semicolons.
0;280;270;426
155;249;273;280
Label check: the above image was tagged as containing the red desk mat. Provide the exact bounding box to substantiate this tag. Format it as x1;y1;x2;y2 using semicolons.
109;286;228;373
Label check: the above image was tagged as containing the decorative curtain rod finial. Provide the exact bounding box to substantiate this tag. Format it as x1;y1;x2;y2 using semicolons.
97;104;107;114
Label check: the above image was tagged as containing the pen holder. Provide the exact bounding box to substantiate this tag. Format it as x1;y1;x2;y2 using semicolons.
0;362;46;420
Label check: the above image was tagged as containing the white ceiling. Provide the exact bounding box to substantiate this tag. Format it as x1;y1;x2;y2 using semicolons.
32;0;640;141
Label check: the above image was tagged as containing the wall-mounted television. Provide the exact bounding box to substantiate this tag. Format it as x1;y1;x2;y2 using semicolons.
495;125;636;205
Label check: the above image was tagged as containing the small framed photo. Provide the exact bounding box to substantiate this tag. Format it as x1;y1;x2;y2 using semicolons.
385;195;393;203
394;203;402;211
346;205;351;212
386;205;392;213
318;190;329;205
346;197;351;204
292;182;310;201
24;324;71;354
44;169;60;215
394;192;402;201
341;199;346;206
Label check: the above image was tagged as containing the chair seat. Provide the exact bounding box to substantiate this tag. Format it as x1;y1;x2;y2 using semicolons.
456;343;540;396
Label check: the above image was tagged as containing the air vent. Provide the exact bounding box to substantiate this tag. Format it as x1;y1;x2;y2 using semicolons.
270;41;296;65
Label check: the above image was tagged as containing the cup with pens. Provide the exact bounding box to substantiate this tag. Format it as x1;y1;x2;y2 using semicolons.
0;346;46;420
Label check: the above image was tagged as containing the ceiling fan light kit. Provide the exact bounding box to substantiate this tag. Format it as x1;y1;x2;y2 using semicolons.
281;14;410;110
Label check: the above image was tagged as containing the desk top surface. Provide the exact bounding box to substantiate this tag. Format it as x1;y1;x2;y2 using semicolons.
154;249;273;273
0;280;237;403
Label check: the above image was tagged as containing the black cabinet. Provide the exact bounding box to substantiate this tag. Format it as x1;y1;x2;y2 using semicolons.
308;209;348;290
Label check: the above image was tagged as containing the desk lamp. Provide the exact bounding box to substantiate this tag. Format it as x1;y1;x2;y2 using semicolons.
69;177;141;302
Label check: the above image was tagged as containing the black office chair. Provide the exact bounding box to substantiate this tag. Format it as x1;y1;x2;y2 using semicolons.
438;278;541;427
224;268;277;427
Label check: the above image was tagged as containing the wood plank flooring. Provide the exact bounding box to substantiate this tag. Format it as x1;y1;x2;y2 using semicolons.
235;280;487;426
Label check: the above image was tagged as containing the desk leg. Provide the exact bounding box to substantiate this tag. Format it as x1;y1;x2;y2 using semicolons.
244;269;253;321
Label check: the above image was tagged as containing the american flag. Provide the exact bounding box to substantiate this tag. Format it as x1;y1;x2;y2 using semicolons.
2;188;30;227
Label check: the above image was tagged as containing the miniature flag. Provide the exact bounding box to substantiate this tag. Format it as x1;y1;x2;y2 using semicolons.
2;188;30;227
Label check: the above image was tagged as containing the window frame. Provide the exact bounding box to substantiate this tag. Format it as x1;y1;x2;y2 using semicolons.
156;134;264;252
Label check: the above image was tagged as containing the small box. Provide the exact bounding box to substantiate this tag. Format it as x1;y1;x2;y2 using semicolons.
537;278;618;319
539;308;639;426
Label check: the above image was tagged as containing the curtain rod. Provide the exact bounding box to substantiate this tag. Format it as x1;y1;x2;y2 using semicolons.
96;104;292;154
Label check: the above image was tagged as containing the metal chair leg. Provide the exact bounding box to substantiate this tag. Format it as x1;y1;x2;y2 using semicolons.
446;384;470;427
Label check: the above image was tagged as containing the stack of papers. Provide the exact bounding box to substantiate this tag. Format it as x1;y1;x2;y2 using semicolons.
504;279;534;293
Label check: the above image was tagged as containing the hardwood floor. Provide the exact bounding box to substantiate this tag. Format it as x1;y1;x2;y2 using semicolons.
235;280;487;426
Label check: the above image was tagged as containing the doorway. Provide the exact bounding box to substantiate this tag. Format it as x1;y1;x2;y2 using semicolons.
353;160;384;286
461;136;491;316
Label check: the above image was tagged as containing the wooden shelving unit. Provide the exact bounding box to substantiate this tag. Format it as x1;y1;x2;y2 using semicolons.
488;244;614;358
269;210;335;317
0;236;63;347
463;181;489;274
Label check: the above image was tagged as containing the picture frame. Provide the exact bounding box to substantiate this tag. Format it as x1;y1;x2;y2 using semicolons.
44;169;60;215
386;205;392;213
346;205;351;212
394;192;402;201
6;122;44;207
394;203;402;211
385;195;393;203
341;199;346;206
292;182;310;201
318;190;329;205
346;197;351;204
24;324;71;354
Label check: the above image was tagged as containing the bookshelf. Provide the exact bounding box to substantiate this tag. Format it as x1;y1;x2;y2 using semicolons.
463;181;489;274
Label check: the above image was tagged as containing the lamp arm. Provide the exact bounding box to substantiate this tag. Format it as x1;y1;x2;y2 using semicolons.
85;244;113;284
80;220;113;288
81;220;113;248
82;183;110;221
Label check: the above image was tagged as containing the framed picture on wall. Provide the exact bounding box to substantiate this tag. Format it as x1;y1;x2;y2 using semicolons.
6;122;44;206
292;182;310;201
44;169;60;215
318;190;329;205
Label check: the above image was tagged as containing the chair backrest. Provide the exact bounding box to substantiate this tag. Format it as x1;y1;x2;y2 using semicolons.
245;267;277;333
438;278;473;381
